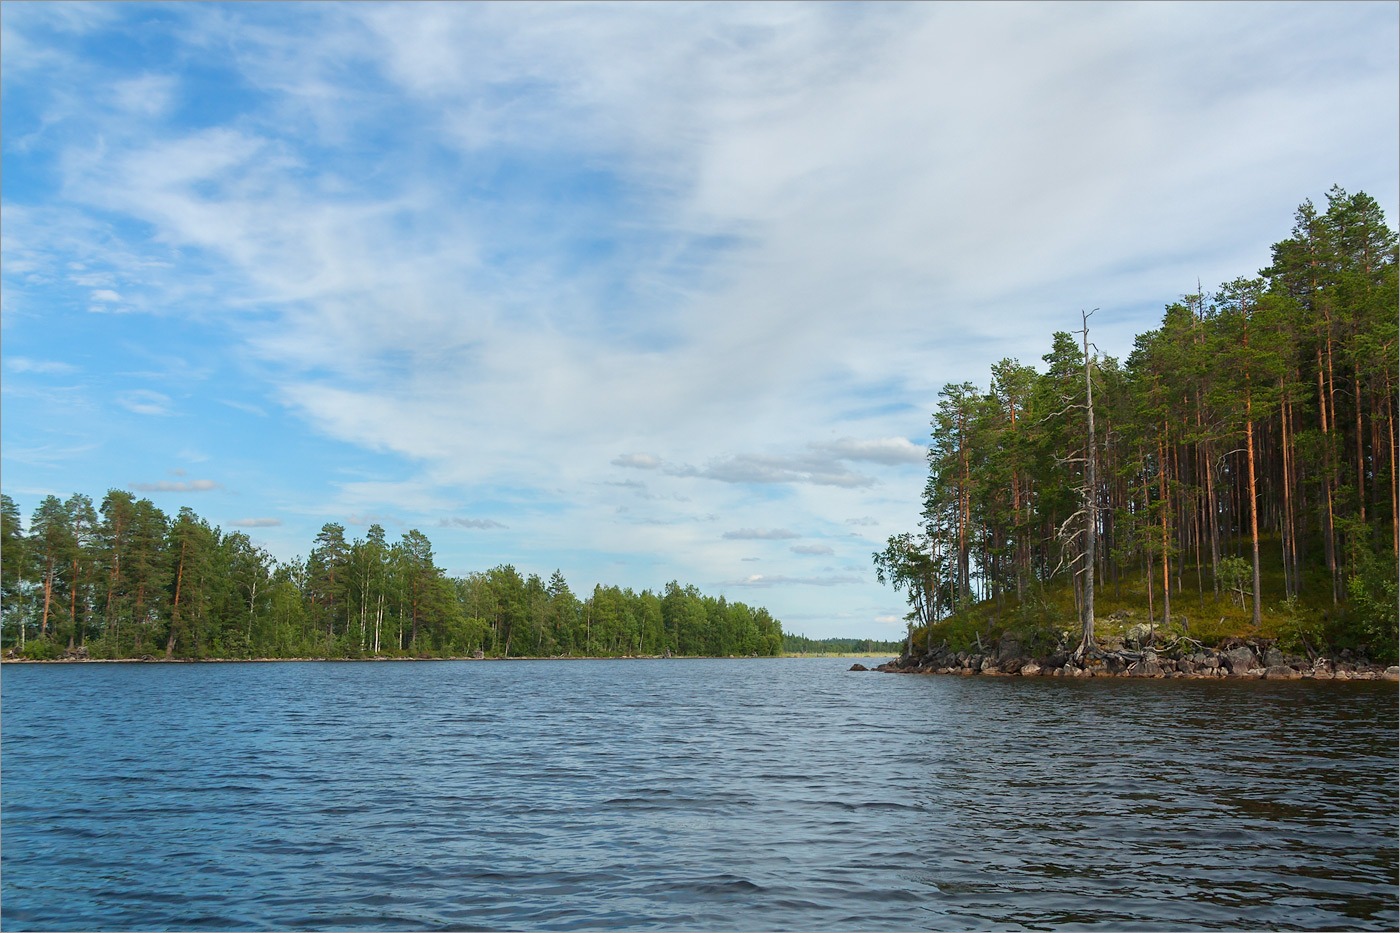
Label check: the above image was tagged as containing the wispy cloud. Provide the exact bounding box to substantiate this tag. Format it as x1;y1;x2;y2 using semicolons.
118;390;173;416
728;574;863;587
1;1;1393;640
439;517;506;530
229;517;282;528
791;544;834;556
130;479;221;493
6;357;77;374
722;528;800;540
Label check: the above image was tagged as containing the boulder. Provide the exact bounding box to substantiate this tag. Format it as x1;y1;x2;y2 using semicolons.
996;635;1022;662
1384;667;1399;682
1262;646;1286;668
1199;655;1221;670
848;663;868;671
1176;659;1196;674
1020;661;1042;676
1123;623;1153;647
1264;665;1299;680
1129;659;1164;677
1222;646;1258;674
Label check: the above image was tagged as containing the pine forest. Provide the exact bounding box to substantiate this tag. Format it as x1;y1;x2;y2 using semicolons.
875;187;1399;665
0;502;784;661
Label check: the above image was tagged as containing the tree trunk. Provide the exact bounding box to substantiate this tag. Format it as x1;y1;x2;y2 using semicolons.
1080;311;1096;652
166;540;186;658
1245;393;1263;629
1158;437;1170;631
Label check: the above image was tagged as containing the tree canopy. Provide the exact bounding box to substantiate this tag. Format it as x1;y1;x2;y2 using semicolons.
877;187;1399;663
0;498;783;660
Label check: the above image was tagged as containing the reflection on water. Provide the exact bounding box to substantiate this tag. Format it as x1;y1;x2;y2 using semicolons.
2;659;1395;931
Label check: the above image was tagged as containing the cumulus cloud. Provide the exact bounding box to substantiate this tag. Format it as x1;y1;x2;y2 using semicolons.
814;437;926;465
791;544;835;556
723;528;799;540
229;517;282;528
130;479;221;492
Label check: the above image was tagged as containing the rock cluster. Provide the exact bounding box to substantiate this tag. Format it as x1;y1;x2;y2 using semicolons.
874;640;1399;681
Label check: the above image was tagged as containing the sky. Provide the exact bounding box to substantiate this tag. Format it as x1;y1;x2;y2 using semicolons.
2;1;1397;640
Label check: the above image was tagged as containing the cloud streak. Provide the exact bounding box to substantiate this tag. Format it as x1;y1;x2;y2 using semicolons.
130;479;221;493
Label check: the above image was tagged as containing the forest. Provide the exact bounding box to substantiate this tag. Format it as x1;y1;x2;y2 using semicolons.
875;187;1399;664
0;500;785;660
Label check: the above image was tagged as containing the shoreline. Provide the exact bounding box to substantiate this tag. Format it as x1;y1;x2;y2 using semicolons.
0;652;820;665
871;641;1399;682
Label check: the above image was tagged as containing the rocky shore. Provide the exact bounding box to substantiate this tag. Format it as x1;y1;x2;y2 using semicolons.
865;633;1399;682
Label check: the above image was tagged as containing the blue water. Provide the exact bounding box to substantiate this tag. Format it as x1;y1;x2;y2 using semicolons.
1;658;1396;931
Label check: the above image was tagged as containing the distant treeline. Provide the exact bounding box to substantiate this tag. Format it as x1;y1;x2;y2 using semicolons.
875;187;1398;662
0;496;784;660
782;634;902;655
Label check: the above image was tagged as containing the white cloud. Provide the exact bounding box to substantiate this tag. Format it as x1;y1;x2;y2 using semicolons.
117;390;173;416
722;528;799;540
6;357;76;374
815;437;926;465
1;2;1393;638
229;517;283;528
729;574;863;587
439;517;507;530
130;479;221;493
791;544;834;556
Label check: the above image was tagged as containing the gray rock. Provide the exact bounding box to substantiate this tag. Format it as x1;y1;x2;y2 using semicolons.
1176;659;1195;673
1123;623;1153;647
1264;665;1298;680
848;663;868;671
1020;661;1042;676
1222;646;1258;674
1263;646;1286;668
997;635;1021;661
1385;667;1400;682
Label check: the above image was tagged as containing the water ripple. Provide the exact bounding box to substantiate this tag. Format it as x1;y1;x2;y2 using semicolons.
1;659;1395;931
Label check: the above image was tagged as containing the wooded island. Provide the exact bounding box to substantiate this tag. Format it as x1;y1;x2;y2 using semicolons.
875;187;1398;667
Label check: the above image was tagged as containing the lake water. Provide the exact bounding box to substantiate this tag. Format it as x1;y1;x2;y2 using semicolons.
1;658;1396;932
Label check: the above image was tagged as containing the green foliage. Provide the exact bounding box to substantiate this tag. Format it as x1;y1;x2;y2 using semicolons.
0;494;785;660
875;186;1398;664
1346;560;1399;665
1217;557;1252;608
783;634;902;655
19;636;60;661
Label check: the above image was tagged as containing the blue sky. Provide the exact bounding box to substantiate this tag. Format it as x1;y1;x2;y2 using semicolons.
3;1;1397;639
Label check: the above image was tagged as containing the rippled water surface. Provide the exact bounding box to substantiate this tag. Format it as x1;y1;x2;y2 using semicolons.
2;659;1396;931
